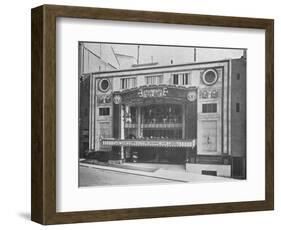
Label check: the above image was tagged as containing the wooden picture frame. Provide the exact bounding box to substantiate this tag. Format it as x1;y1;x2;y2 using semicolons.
31;4;274;225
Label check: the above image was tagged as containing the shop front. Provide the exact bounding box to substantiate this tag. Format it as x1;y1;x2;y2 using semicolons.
101;85;198;163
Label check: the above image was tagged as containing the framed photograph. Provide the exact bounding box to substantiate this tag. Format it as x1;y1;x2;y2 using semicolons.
31;4;274;225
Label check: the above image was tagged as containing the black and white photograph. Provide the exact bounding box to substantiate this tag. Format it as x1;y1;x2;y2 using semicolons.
78;42;247;187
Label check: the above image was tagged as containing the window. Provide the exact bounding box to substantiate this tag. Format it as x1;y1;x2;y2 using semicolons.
202;103;217;113
173;73;189;85
146;75;163;85
99;107;110;116
173;74;179;85
120;77;136;89
182;73;189;85
237;73;240;80
236;103;240;112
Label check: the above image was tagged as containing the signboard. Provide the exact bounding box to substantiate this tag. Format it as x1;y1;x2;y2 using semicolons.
138;88;168;98
115;85;197;104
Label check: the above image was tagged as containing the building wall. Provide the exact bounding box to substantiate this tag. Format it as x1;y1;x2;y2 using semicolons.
115;55;136;69
79;74;90;157
93;78;114;151
79;43;117;74
186;163;231;177
89;60;233;157
197;66;226;156
230;58;246;157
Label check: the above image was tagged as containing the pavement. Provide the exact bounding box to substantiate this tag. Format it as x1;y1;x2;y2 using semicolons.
79;166;178;187
79;161;237;183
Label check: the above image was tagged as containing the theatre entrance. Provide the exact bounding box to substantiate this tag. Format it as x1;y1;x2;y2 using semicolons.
122;103;196;164
108;85;198;164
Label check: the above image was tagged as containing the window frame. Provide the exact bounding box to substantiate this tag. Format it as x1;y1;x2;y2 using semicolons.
145;75;163;85
120;77;137;89
99;107;110;116
172;72;190;85
202;103;218;113
236;103;240;112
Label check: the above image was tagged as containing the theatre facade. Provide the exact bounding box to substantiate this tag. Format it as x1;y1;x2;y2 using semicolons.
79;57;246;179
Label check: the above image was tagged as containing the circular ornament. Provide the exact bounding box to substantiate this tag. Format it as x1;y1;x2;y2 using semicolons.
98;79;110;92
202;69;218;86
187;90;197;102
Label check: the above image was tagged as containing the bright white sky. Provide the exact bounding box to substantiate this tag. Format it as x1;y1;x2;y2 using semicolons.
84;42;245;67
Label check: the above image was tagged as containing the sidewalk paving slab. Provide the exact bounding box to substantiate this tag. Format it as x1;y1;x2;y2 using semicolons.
80;162;237;183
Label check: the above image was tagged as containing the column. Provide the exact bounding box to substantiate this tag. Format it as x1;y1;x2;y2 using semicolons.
120;104;125;161
137;106;141;138
182;103;186;139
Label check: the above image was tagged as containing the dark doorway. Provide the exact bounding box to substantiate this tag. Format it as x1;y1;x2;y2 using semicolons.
232;157;246;179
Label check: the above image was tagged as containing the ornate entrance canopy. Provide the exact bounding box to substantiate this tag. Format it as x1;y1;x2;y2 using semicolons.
113;85;197;106
110;84;198;147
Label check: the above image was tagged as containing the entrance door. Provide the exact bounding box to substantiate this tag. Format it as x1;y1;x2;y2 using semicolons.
198;120;217;153
97;121;112;151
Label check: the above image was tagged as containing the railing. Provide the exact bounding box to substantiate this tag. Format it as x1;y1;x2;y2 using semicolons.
124;123;137;128
124;123;183;129
141;123;182;129
101;138;196;148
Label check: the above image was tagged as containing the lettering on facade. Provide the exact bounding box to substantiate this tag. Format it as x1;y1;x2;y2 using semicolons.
138;88;168;98
120;86;197;104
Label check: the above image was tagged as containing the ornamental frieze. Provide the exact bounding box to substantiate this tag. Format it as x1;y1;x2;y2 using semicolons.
199;89;220;99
